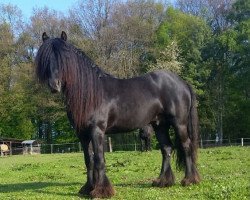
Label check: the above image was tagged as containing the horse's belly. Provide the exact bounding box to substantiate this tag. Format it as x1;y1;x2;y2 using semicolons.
106;126;136;134
105;95;163;133
107;108;159;134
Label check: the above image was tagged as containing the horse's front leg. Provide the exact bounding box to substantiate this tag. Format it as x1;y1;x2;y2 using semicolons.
78;134;94;196
90;126;115;198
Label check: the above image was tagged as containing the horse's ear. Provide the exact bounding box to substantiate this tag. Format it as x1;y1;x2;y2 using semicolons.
42;32;49;42
61;31;67;41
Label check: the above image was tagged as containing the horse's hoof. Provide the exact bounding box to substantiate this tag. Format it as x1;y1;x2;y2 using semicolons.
79;183;93;195
152;178;174;187
181;176;200;186
90;185;115;198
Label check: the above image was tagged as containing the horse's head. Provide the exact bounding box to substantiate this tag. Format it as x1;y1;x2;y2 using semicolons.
36;31;68;93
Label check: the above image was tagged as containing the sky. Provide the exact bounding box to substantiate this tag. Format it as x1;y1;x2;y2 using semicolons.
1;0;176;21
1;0;78;20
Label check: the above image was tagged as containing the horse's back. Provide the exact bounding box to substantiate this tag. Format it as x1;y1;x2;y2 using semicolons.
149;70;188;91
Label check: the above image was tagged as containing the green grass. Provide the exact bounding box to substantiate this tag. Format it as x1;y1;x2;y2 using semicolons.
0;146;249;199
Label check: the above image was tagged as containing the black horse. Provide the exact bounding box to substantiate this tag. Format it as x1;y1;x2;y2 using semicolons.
35;32;200;198
139;124;154;151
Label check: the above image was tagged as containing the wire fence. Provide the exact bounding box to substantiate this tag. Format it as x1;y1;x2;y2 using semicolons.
20;138;250;154
40;143;81;154
201;138;250;148
2;138;250;156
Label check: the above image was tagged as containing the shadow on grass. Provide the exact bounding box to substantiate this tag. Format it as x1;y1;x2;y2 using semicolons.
114;179;184;190
115;181;152;189
0;182;82;197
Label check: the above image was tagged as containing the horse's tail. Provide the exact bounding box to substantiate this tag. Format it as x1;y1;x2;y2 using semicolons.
187;84;199;165
175;84;199;169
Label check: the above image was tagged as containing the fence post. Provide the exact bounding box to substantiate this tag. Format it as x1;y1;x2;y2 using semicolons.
10;141;12;155
51;144;53;154
200;138;203;148
108;137;113;152
79;142;82;152
241;138;244;147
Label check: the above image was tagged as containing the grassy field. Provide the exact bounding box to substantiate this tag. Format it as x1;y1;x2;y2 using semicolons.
0;146;249;199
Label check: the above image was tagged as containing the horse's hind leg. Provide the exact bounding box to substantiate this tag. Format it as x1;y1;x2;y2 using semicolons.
146;137;152;151
152;124;175;187
174;123;200;186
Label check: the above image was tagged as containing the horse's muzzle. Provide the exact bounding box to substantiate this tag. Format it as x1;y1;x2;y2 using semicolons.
49;79;61;93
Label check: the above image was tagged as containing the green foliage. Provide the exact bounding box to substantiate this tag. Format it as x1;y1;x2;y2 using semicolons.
0;147;249;199
146;41;183;74
156;7;211;90
0;22;35;139
227;0;250;23
201;0;250;140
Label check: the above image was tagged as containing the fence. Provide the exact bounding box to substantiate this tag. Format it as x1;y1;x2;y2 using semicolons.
40;143;81;154
200;138;250;148
3;138;250;156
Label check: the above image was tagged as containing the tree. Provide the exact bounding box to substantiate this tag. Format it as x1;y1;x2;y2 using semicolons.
0;21;35;139
146;41;183;74
0;4;24;36
200;0;250;141
224;0;250;139
176;0;234;33
69;0;165;77
154;7;214;139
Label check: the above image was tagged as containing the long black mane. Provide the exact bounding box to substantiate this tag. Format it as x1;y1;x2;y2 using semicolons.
36;38;110;128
